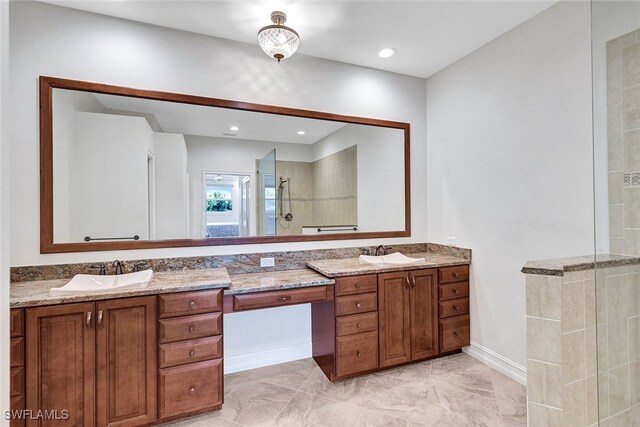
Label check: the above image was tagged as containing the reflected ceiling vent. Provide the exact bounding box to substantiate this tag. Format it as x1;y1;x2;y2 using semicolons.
257;11;300;63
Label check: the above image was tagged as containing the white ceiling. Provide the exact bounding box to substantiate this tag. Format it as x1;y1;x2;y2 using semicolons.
41;0;557;78
91;91;347;144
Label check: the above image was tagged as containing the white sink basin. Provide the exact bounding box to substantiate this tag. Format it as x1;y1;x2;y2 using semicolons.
359;253;425;265
50;269;154;295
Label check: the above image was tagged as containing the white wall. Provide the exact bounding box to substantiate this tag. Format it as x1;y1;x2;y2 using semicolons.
8;1;426;374
68;112;152;242
312;124;405;232
426;1;593;381
153;133;188;239
592;1;640;253
1;0;9;422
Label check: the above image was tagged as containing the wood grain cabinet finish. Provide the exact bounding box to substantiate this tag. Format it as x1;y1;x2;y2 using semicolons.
334;292;377;316
157;291;224;422
233;286;327;311
334;275;377;296
158;290;222;318
96;297;157;427
378;269;438;368
335;331;378;377
10;309;25;427
437;265;470;353
26;302;96;427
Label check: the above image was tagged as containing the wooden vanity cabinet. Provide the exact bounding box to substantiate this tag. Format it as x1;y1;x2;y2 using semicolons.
25;297;157;427
378;269;438;368
10;309;25;427
438;265;471;352
157;289;223;422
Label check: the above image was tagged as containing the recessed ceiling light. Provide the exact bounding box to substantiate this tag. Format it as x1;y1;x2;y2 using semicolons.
297;130;306;135
229;126;239;132
378;48;396;58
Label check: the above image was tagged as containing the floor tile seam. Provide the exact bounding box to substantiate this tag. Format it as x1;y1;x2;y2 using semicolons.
268;387;305;426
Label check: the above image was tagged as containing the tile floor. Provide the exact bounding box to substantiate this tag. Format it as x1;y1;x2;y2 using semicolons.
161;353;526;427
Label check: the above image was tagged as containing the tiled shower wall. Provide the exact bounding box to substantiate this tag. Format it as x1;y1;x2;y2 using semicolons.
272;146;358;234
608;28;640;255
526;266;640;426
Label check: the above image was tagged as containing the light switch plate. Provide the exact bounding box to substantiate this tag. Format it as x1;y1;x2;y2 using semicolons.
260;257;275;267
445;236;456;246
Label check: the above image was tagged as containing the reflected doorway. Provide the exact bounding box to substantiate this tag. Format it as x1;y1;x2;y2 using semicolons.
203;172;252;238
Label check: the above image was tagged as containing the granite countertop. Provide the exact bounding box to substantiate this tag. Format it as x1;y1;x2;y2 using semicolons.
227;268;335;295
10;268;231;308
521;253;640;276
306;252;470;278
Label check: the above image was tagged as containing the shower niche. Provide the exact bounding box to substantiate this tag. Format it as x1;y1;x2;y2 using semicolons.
40;76;410;252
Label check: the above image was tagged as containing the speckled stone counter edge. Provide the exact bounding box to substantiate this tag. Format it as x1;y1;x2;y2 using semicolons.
11;242;471;282
522;253;640;276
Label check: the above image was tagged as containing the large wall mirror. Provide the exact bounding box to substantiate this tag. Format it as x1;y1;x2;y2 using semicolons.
40;76;410;253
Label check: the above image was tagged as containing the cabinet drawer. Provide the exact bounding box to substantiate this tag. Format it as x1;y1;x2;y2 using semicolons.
10;395;24;427
233;286;327;311
439;265;469;284
159;359;222;419
159;289;223;318
439;298;469;318
335;292;377;316
160;336;223;368
10;367;23;396
335;275;377;296
440;315;470;352
336;312;378;337
10;338;23;367
439;282;469;301
159;312;222;344
10;309;23;337
336;331;379;377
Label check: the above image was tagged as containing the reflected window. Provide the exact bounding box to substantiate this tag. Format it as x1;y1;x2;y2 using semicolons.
206;185;233;212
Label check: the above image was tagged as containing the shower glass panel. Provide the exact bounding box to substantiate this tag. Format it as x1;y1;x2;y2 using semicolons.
257;149;276;236
593;1;640;425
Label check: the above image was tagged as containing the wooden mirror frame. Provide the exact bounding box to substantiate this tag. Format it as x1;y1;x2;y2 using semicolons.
40;76;411;253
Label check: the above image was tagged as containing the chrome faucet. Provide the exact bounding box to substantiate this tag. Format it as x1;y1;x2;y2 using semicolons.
91;263;106;275
112;260;124;275
375;245;392;256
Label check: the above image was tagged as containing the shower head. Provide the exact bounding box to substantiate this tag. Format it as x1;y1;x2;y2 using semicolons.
278;177;289;189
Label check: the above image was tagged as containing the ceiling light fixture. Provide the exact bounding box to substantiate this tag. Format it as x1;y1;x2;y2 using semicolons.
257;11;300;63
297;130;306;135
229;126;239;132
378;48;396;58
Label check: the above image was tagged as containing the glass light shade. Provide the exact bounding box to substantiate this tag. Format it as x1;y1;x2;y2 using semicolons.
257;25;300;62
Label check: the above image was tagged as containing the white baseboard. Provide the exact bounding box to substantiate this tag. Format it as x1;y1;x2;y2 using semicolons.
224;342;312;374
464;341;527;386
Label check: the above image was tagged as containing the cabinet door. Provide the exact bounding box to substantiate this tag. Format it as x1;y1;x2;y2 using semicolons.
378;272;411;368
96;296;157;427
410;269;438;360
26;302;96;427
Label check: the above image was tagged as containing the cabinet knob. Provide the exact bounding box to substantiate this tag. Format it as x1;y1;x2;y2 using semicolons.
357;351;363;357
356;323;362;328
189;325;195;332
356;303;362;309
189;387;196;395
453;289;459;294
189;350;196;357
453;305;459;310
189;300;196;308
355;283;361;288
453;331;459;337
453;272;459;278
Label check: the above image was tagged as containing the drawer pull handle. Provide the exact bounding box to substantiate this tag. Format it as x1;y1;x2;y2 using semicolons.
276;296;292;302
410;276;416;288
86;311;92;329
97;310;103;328
189;300;196;308
189;350;195;357
357;351;363;357
356;323;362;328
189;387;196;395
356;303;362;309
189;325;195;332
355;283;361;288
